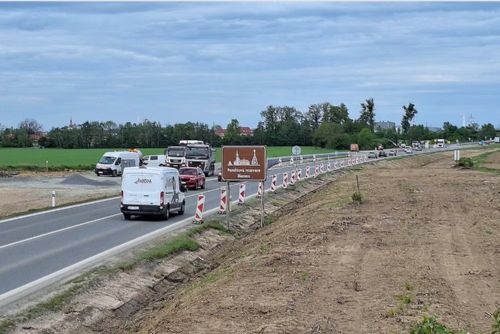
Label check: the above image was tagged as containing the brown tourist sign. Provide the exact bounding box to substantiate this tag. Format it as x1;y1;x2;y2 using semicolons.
221;146;267;181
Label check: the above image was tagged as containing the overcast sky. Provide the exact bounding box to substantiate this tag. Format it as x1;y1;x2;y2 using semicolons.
1;2;500;130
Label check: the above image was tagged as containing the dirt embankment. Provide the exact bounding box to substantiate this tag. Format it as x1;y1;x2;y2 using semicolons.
128;152;499;334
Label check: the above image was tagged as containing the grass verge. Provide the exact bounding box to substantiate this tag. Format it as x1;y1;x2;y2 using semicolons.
118;221;229;271
470;149;500;175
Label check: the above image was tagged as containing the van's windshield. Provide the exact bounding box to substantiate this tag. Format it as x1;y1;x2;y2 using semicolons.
99;156;116;164
167;147;186;157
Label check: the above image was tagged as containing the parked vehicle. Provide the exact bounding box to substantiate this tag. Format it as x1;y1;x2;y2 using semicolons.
436;139;446;148
179;167;206;190
120;166;186;220
404;148;413;154
368;151;378;159
388;149;397;156
95;151;140;177
494;137;500;143
143;155;167;167
378;150;387;157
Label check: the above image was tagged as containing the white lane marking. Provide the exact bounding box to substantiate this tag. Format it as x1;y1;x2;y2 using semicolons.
0;214;121;250
0;196;120;225
0;209;218;308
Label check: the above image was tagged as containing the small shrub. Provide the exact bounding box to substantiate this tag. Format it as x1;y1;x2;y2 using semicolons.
456;157;474;168
352;192;363;203
410;316;466;334
492;309;500;334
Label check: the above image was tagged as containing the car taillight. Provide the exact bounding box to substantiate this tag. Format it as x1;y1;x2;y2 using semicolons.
160;191;164;205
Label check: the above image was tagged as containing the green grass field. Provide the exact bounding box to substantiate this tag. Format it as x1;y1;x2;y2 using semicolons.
0;146;343;170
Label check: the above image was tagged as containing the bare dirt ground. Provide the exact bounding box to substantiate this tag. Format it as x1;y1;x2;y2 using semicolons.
0;171;120;219
128;151;499;334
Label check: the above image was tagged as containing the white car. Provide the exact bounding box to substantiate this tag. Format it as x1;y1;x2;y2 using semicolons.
120;167;186;220
143;154;167;167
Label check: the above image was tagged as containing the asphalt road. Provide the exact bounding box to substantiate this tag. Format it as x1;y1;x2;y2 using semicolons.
0;146;468;307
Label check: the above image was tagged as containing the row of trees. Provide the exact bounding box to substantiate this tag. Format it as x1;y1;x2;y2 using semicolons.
1;101;497;150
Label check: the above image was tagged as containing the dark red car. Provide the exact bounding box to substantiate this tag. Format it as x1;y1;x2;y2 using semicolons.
179;167;206;190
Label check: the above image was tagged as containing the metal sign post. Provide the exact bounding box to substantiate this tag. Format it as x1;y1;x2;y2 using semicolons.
260;181;265;228
226;181;231;228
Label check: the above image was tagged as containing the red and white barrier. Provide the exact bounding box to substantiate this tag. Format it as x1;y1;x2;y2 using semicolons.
238;183;246;205
218;187;227;214
297;168;302;180
194;194;205;224
320;163;324;173
327;161;331;171
271;175;277;191
314;165;319;177
306;166;310;178
283;172;289;188
290;170;296;185
340;160;345;168
257;181;263;198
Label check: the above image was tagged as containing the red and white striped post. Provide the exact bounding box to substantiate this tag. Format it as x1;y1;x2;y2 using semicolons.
290;170;296;185
305;166;310;178
194;194;205;224
218;187;227;214
271;174;277;191
283;172;289;188
341;160;345;168
314;165;319;177
238;183;246;205
320;162;324;173
327;161;331;171
297;168;302;180
257;181;263;198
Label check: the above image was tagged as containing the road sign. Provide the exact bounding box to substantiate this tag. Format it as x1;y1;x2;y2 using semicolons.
292;145;301;156
221;146;267;181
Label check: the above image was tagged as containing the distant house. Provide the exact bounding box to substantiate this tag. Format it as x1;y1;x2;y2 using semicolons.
215;127;254;138
375;121;396;132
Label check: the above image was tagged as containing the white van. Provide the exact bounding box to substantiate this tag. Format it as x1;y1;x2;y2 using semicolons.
120;167;186;220
143;155;167;167
95;151;141;177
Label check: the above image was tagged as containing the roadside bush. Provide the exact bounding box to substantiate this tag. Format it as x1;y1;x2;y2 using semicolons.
410;316;466;334
352;192;363;203
456;157;474;169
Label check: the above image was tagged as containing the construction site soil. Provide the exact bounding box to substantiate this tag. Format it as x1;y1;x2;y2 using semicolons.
134;150;499;334
4;149;500;334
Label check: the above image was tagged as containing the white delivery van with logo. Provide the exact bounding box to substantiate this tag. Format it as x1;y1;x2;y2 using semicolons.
120;166;186;220
95;151;140;177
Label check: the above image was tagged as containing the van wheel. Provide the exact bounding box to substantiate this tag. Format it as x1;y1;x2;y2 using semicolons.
163;205;170;220
179;201;185;215
112;170;117;177
123;213;131;220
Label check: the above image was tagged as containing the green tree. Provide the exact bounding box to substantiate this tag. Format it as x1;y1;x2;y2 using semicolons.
358;98;376;132
401;103;418;135
479;123;496;139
